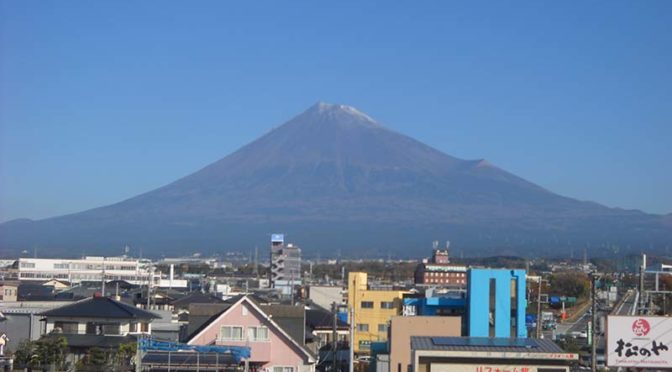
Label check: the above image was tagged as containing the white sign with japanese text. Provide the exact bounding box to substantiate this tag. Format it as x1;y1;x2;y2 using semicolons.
607;316;672;367
430;364;568;372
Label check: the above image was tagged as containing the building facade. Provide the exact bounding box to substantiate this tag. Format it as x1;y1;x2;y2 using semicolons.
347;272;407;354
270;234;302;290
389;316;462;372
467;268;527;338
14;256;152;285
187;296;315;372
0;282;18;302
414;249;467;287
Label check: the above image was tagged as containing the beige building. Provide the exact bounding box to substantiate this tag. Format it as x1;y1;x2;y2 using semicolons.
0;282;18;302
389;316;461;372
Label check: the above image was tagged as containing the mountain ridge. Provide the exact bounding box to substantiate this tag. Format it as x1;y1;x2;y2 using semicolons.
1;102;669;257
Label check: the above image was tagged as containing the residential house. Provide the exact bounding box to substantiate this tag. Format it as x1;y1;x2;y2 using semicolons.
187;295;315;372
38;295;159;362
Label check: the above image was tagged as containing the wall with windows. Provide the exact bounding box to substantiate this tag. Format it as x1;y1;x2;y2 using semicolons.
16;257;153;285
188;300;312;372
347;272;407;354
44;316;152;336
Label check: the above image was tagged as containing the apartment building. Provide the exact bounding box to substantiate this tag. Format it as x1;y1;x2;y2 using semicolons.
347;272;407;354
15;256;152;285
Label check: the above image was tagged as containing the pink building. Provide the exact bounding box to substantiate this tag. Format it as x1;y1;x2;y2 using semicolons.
187;296;315;372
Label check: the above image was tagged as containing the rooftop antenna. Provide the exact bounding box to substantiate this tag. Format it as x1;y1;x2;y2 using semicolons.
254;246;259;280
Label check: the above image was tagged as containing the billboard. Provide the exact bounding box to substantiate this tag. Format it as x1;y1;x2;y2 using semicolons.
607;315;672;367
271;233;284;243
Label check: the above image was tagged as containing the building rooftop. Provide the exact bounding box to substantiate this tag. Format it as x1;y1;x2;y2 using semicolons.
411;336;567;354
39;296;160;319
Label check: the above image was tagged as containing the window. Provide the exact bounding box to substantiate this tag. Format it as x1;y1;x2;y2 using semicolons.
357;324;369;332
378;324;387;333
103;323;121;335
220;326;244;340
273;367;294;372
54;263;69;269
54;321;78;334
380;301;395;309
247;326;269;341
20;262;35;268
361;301;374;309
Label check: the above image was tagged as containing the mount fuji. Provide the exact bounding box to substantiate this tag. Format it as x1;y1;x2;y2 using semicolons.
1;103;670;257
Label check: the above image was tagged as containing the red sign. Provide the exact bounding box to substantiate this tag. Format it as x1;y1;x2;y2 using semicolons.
632;318;651;337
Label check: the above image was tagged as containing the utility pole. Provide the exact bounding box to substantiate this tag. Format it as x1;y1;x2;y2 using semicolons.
591;272;598;372
101;257;106;296
349;305;354;372
536;277;542;339
639;253;647;314
332;302;338;372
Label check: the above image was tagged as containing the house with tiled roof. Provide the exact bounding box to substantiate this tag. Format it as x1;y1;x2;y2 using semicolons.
38;295;160;361
187;295;315;372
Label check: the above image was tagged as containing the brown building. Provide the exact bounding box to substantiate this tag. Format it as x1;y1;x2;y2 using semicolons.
389;316;461;372
414;249;467;287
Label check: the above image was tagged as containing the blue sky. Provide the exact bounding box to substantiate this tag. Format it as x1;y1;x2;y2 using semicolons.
1;1;671;222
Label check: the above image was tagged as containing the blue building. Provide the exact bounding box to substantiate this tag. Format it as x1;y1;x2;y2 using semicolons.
467;268;527;338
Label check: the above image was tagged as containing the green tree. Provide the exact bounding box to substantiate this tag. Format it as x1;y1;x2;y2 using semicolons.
112;342;137;371
12;336;68;370
12;339;36;368
550;272;590;298
76;347;109;371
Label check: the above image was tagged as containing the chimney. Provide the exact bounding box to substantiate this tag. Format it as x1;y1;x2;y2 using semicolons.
169;264;174;289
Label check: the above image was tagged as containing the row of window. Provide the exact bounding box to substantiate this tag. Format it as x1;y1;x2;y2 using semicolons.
19;262;138;271
424;279;466;284
53;321;149;335
219;326;270;341
360;301;396;309
19;273;69;279
425;272;465;277
356;323;388;333
18;272;148;282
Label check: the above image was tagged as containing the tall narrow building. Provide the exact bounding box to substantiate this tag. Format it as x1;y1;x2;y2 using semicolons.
269;234;302;295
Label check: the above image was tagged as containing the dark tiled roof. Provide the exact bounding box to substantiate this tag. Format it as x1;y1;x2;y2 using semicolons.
411;336;565;354
306;308;348;330
39;296;160;319
170;293;224;308
261;304;305;346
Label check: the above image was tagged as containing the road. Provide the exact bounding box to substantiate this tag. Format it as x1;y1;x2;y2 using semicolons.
614;289;637;316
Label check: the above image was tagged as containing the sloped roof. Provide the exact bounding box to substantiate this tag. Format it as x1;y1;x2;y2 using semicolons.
170;292;224;308
39;296;160;319
306;308;348;330
186;295;315;363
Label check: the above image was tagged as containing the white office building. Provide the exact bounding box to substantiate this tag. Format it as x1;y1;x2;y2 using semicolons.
15;256;153;285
